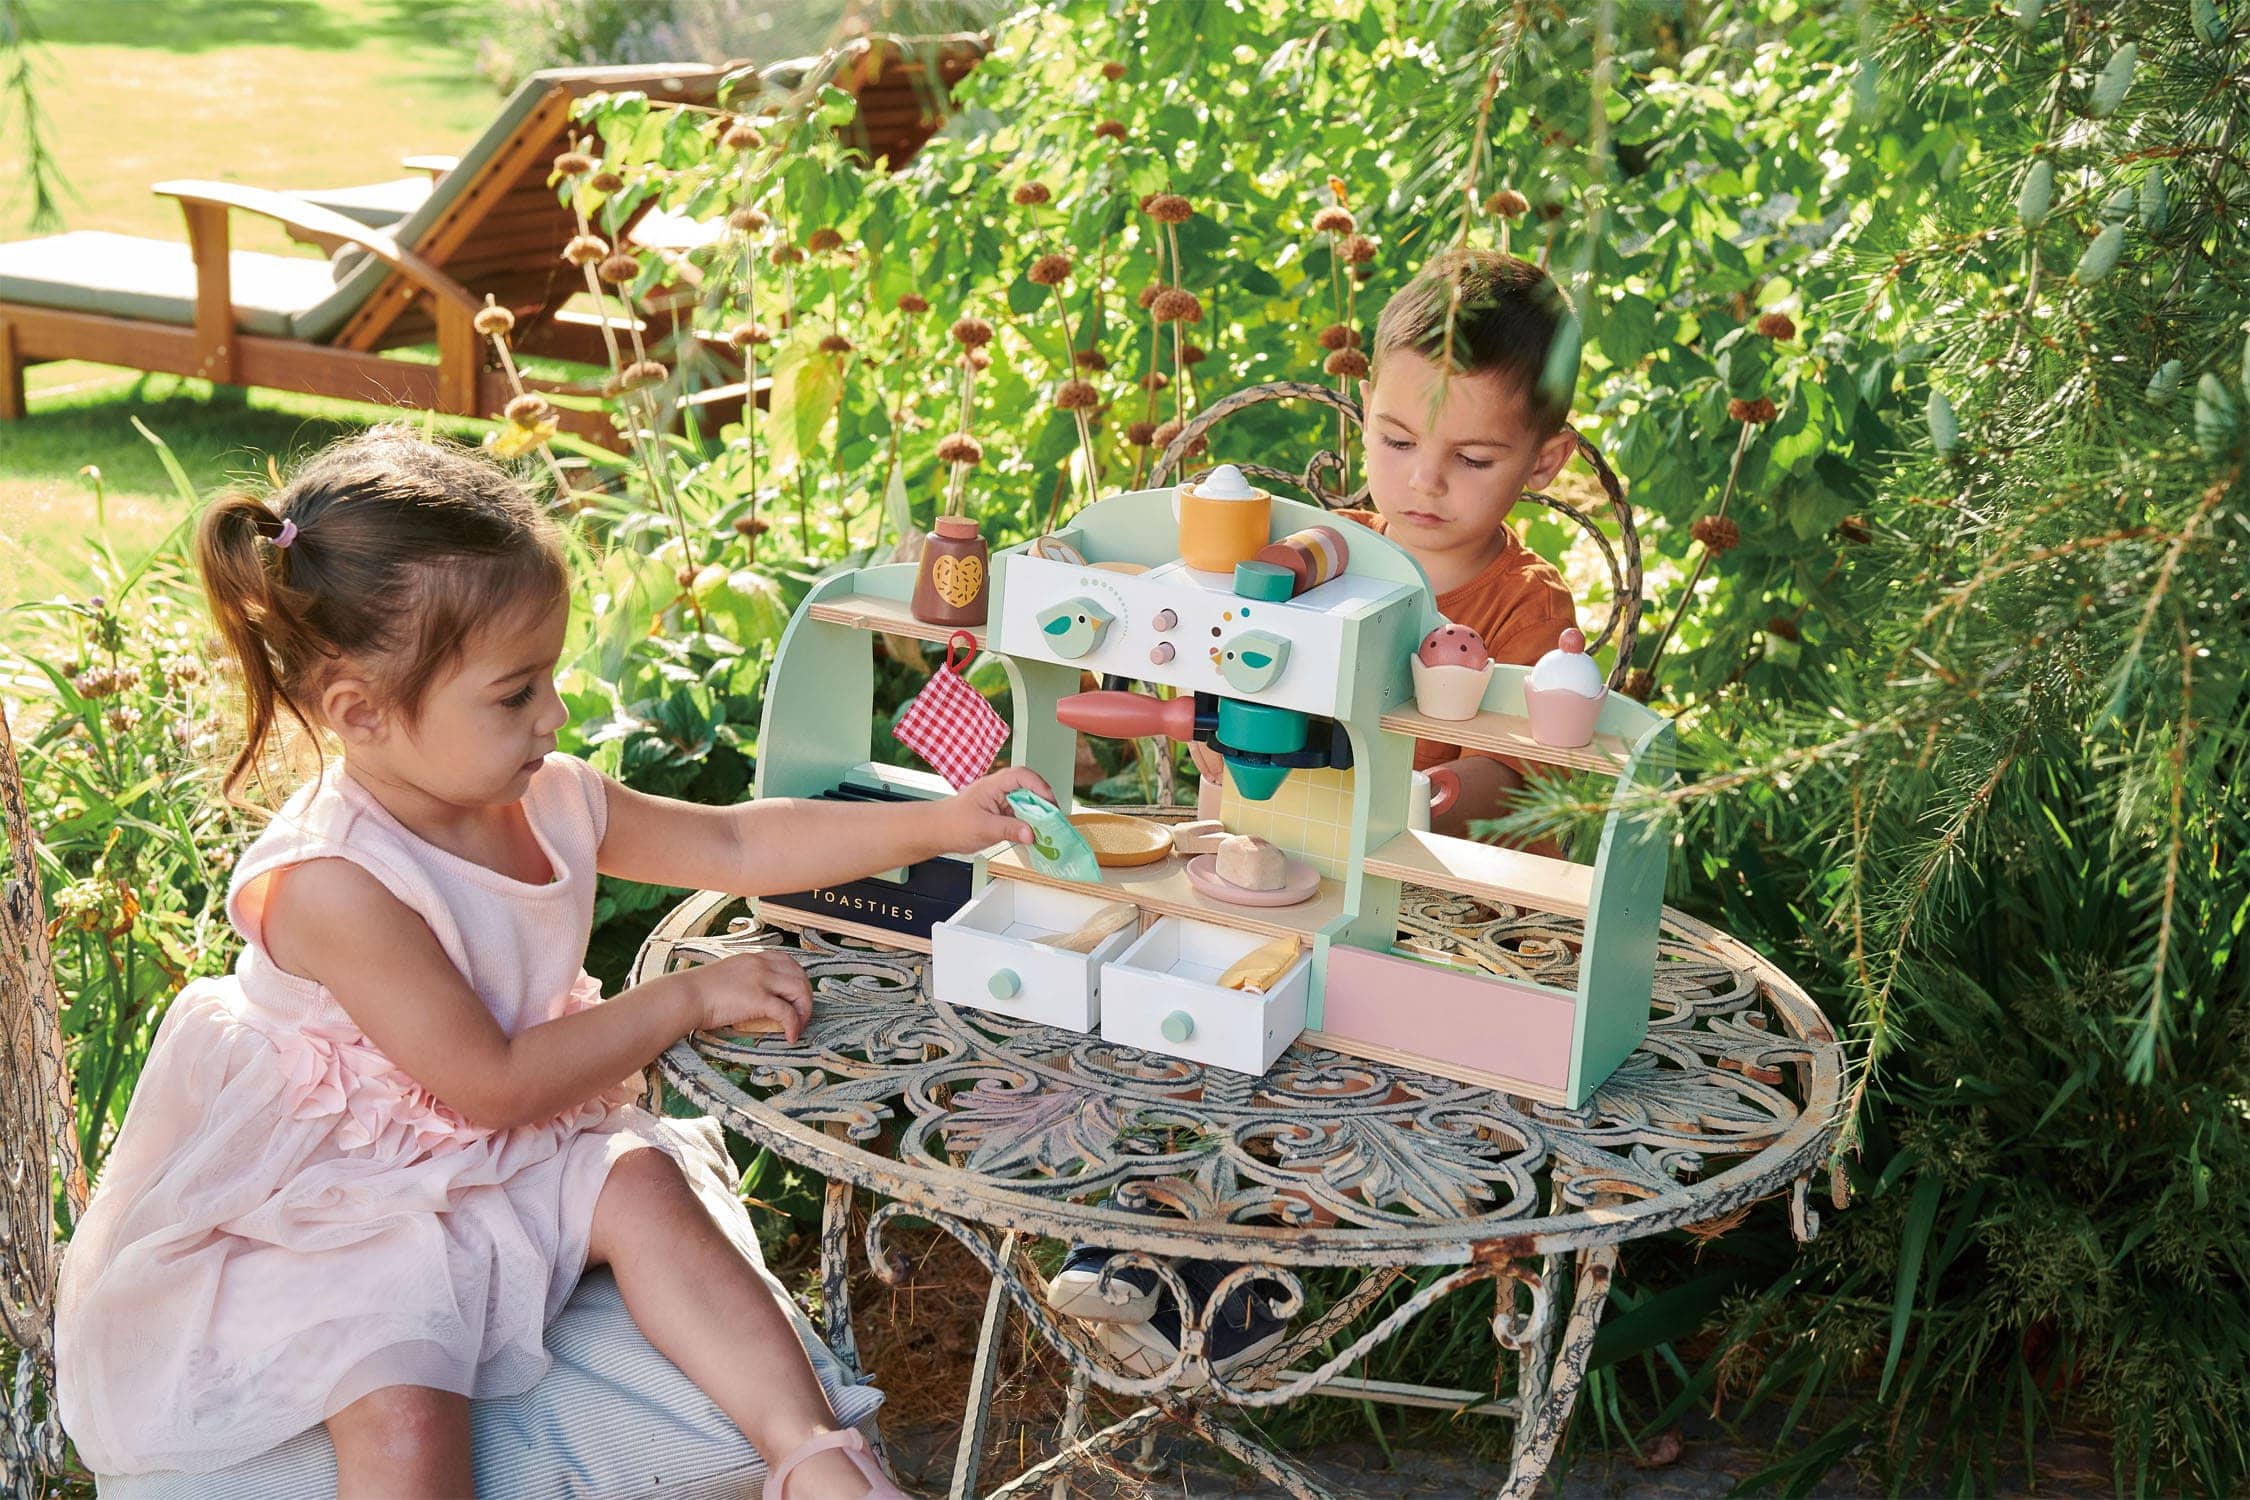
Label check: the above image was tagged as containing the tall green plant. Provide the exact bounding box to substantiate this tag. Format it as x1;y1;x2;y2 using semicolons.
1;0;65;230
3;436;240;1176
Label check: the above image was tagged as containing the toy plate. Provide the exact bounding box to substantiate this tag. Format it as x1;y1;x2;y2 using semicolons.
1070;812;1174;868
1185;852;1323;907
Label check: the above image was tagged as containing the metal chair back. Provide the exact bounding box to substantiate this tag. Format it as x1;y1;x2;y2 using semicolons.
0;705;85;1497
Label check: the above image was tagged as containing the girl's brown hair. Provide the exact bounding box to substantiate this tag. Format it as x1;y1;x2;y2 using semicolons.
196;427;568;803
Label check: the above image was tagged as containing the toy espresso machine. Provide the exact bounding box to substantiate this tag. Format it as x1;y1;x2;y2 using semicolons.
752;466;1676;1107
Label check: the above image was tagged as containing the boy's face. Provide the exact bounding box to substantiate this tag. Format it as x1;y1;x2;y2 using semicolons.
1360;351;1576;565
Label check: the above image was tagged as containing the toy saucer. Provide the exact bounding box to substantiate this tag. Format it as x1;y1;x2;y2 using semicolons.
1185;853;1322;907
1069;812;1173;867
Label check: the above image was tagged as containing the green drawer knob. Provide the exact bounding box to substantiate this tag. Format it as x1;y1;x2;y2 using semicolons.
1160;1010;1195;1043
988;969;1022;999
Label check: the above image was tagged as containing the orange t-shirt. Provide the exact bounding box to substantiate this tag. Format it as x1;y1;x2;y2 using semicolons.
1338;509;1579;775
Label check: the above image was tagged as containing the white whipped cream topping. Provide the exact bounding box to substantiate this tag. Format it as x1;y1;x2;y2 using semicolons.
1192;463;1258;500
1528;640;1605;698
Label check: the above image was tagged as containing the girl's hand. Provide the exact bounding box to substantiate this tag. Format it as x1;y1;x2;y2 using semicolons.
678;950;814;1039
937;765;1055;853
1186;740;1226;783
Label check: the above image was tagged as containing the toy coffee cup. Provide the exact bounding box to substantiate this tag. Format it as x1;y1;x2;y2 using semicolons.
1173;463;1272;574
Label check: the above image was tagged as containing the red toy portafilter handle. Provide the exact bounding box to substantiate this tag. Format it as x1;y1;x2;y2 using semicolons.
1056;690;1198;742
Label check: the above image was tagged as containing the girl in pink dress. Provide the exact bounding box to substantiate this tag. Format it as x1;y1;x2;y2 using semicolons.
56;430;1046;1499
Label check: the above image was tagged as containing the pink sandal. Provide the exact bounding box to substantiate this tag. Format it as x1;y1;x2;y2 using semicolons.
763;1426;908;1500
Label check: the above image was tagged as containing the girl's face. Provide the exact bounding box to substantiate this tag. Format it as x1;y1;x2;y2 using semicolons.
335;595;571;808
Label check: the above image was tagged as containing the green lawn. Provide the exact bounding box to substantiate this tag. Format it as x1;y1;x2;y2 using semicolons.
0;0;509;611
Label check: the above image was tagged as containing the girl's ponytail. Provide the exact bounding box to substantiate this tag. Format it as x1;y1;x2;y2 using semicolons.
195;491;313;805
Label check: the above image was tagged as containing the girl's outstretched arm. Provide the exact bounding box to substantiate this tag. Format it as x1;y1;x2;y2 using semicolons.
594;764;1051;896
260;857;816;1129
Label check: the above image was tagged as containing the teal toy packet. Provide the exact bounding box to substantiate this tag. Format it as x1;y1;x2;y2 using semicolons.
1005;790;1104;883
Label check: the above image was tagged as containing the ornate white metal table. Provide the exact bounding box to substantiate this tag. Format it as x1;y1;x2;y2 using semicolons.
629;887;1845;1500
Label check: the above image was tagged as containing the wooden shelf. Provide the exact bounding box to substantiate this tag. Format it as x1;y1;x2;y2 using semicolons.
1378;705;1635;775
1361;829;1593;919
805;590;986;649
985;844;1344;944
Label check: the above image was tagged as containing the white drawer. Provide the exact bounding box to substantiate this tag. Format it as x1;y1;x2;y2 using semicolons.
931;879;1138;1031
1098;917;1309;1075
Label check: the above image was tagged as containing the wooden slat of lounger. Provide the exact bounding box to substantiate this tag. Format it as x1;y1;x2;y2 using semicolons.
334;89;575;353
338;70;723;355
3;302;448;410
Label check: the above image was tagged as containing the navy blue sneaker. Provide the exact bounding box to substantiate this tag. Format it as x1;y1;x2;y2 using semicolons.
1083;1259;1288;1385
1044;1242;1160;1324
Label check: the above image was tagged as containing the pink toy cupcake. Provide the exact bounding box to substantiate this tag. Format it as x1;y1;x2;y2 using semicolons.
1409;623;1495;720
1523;627;1607;747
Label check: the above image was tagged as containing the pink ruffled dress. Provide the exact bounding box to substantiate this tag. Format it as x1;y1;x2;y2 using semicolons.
58;754;780;1476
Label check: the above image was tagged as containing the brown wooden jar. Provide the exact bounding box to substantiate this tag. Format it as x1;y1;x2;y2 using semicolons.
910;515;990;627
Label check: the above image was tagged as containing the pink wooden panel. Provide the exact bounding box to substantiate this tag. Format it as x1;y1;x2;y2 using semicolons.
1322;945;1575;1091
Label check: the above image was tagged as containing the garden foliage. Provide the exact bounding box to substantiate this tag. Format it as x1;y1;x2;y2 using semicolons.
4;0;2246;1491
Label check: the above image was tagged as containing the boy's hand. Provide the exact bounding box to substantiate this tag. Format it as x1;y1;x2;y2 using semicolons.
678;950;814;1039
1186;740;1226;783
938;765;1054;853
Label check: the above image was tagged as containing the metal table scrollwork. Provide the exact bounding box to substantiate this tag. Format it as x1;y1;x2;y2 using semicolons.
629;887;1845;1500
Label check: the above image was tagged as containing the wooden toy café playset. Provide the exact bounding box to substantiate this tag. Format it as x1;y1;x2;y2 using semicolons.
751;468;1675;1109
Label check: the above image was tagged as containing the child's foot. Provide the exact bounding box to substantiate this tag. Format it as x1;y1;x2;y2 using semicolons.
1044;1242;1160;1324
1080;1259;1287;1387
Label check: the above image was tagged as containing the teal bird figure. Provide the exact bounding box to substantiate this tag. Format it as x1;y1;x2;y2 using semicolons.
1216;630;1290;694
1036;598;1114;659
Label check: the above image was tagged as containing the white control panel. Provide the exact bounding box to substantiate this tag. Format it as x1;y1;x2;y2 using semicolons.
994;553;1414;719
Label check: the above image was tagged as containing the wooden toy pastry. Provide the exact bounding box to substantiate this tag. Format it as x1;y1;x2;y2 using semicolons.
1214;834;1287;891
1033;900;1139;953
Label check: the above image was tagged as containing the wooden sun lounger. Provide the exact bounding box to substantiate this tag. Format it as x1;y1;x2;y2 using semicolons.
0;63;742;446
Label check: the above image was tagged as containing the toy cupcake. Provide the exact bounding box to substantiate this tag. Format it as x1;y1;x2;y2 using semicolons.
1409;623;1495;720
1523;627;1607;747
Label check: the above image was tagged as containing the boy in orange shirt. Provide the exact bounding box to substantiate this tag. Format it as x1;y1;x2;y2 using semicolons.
1191;246;1583;835
1049;249;1588;1378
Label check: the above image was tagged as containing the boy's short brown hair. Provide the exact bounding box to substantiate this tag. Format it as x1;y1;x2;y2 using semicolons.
1372;248;1577;433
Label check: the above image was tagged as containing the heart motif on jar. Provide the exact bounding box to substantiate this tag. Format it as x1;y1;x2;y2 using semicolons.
931;553;985;608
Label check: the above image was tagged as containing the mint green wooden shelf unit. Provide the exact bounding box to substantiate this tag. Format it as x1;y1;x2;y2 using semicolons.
753;487;1675;1110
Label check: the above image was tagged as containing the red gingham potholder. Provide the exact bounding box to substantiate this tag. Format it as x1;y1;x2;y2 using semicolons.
892;631;1010;789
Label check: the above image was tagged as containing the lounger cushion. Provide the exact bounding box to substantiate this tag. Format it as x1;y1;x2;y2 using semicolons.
95;1269;885;1499
291;177;431;229
0;231;333;339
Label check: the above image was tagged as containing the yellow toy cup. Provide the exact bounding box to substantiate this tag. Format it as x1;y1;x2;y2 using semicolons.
1173;478;1272;574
